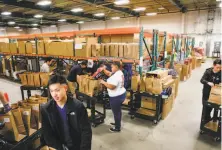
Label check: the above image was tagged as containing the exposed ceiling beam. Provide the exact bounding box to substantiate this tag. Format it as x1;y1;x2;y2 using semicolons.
0;0;104;20
84;0;140;17
168;0;187;13
0;11;78;24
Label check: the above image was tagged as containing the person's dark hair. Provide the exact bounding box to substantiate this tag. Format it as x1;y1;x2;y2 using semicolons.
112;61;121;68
48;75;67;87
45;57;53;63
81;60;87;66
213;59;221;66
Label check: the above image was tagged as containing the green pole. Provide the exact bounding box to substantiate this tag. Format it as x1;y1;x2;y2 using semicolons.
139;27;144;76
170;36;175;69
151;30;156;71
163;31;167;68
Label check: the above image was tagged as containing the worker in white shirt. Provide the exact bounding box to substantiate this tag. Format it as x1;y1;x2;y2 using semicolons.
40;58;54;73
100;61;126;132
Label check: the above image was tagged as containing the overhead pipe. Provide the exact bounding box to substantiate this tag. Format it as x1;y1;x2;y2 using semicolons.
168;0;187;13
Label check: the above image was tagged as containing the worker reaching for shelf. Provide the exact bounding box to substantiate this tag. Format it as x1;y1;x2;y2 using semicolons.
200;59;221;122
0;91;11;129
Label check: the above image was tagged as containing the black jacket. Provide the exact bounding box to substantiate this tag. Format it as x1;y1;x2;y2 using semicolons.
200;68;221;100
41;96;92;150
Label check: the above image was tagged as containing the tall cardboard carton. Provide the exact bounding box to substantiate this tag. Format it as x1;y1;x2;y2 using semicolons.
105;44;110;56
0;42;10;53
100;44;105;56
37;41;45;55
110;44;118;57
9;43;18;53
118;44;124;57
18;41;26;54
26;42;34;54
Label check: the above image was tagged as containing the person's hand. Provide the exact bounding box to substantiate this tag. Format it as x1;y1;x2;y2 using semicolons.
99;80;106;85
208;82;214;87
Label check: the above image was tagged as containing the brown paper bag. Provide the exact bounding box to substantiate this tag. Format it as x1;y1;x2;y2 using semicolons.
110;44;118;57
100;44;105;56
152;78;163;94
19;73;28;86
27;103;40;130
20;106;33;135
140;76;146;92
33;73;41;87
131;75;140;92
118;44;124;57
91;44;101;57
40;73;50;87
0;111;26;142
88;79;100;96
27;73;34;86
11;108;26;135
145;77;154;93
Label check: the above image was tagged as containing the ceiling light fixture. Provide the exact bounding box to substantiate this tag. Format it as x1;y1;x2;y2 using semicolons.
18;29;23;32
50;25;56;27
34;14;43;18
133;7;146;12
94;13;105;17
114;0;129;5
71;8;83;13
32;23;38;26
8;21;15;25
76;21;84;24
216;0;222;1
220;3;222;7
0;28;5;31
58;19;66;22
146;12;157;16
37;0;52;6
1;11;11;16
111;17;120;20
32;27;38;30
14;26;20;29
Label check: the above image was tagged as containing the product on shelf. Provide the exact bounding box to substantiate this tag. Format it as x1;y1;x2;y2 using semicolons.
209;85;221;105
0;42;9;53
131;75;140;92
9;43;18;54
45;41;74;56
11;108;26;135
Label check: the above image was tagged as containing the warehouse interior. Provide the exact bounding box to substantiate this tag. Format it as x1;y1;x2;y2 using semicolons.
0;0;221;150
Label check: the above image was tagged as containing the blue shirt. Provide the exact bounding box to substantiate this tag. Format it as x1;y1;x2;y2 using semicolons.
56;104;73;146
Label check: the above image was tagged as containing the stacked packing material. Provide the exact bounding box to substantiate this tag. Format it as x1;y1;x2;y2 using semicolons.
19;72;50;87
0;95;48;142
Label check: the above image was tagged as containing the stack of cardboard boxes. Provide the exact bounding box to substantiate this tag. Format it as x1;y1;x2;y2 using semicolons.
0;95;47;143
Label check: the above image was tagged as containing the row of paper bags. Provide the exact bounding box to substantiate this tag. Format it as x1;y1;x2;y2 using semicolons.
19;72;50;87
77;75;102;96
0;95;47;142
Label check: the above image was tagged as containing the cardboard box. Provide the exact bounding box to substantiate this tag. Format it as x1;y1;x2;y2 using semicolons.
101;35;111;43
18;41;26;54
162;95;173;119
75;38;86;44
45;41;74;56
204;120;219;132
111;35;122;43
0;42;10;53
147;69;169;79
163;79;175;89
75;37;97;57
100;44;105;56
104;44;110;56
136;108;156;117
9;43;18;53
161;75;172;85
209;85;221;105
118;44;124;57
122;34;139;43
141;97;156;110
152;78;163;94
132;44;139;59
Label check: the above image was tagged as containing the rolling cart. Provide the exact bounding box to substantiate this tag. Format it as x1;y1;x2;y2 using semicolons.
200;101;221;141
130;91;162;124
0;129;42;150
20;86;48;100
76;90;106;128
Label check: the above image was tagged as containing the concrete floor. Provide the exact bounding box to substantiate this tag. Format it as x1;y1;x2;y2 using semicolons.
0;59;221;150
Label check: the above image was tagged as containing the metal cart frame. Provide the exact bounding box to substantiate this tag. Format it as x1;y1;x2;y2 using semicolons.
200;101;221;141
20;86;48;100
76;91;106;128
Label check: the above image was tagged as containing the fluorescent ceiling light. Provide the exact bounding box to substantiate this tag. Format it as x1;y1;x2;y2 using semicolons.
114;0;129;5
76;21;84;24
50;25;56;27
133;7;146;12
216;0;221;1
220;3;222;7
158;7;165;10
1;11;11;16
14;26;20;29
32;23;38;26
146;12;157;16
111;17;120;20
71;8;83;13
32;28;38;30
37;0;52;6
8;21;15;25
58;19;66;22
94;13;105;17
34;14;43;18
18;29;23;32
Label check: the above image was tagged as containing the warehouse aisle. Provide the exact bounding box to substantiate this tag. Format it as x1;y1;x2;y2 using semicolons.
0;59;220;150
